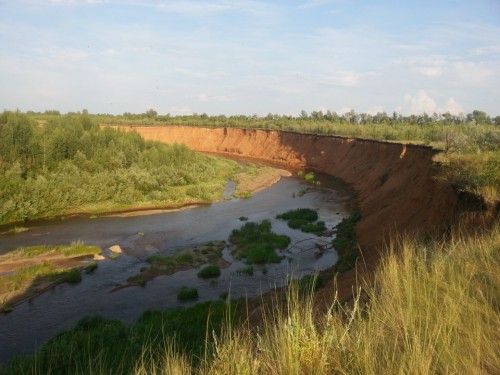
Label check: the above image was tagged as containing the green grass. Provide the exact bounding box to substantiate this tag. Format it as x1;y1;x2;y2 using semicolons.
236;266;254;276
277;208;326;235
332;212;362;272
230;220;290;264
2;301;237;374
177;287;199;301
62;268;81;283
301;221;326;235
0;264;82;293
277;208;318;222
84;262;98;274
4;241;101;260
108;252;119;260
197;265;221;279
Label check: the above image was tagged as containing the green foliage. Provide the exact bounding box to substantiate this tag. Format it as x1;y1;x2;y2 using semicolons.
277;208;326;235
197;265;221;278
84;262;98;274
6;242;101;259
173;253;194;265
304;171;315;181
62;268;81;283
108;252;119;260
177;287;199;301
332;212;362;272
230;220;290;264
0;112;239;225
277;208;318;222
301;221;327;235
2;301;236;374
296;274;327;294
236;266;254;276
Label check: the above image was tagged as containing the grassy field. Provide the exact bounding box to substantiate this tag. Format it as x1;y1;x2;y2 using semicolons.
2;224;498;374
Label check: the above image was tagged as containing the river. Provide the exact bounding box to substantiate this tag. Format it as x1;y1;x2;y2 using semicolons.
0;175;348;363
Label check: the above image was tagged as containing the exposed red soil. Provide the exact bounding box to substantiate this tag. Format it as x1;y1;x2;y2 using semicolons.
111;125;460;301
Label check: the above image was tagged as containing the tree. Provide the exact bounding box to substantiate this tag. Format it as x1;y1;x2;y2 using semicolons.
145;109;158;119
472;110;490;125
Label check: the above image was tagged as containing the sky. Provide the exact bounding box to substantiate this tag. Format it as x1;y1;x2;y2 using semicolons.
1;0;499;117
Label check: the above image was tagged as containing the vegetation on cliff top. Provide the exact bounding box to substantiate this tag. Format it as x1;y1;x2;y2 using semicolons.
3;225;498;374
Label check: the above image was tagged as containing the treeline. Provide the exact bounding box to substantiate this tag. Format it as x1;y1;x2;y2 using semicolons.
0;112;239;225
25;109;500;148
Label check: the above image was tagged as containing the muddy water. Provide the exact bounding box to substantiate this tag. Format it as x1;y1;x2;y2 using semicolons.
0;176;348;363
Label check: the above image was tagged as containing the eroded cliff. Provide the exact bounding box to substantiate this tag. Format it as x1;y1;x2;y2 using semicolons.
115;125;457;265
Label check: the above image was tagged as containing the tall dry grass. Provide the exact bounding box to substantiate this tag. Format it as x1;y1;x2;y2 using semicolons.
141;226;499;375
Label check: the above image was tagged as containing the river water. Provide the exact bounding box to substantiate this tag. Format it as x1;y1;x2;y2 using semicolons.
0;176;348;363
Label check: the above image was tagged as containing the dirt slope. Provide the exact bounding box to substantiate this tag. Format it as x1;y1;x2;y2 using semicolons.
113;125;458;299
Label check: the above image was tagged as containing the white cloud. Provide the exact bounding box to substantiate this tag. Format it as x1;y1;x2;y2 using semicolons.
392;44;430;52
336;107;353;115
454;62;493;85
401;90;465;115
367;106;384;115
167;106;193;116
471;45;500;56
324;71;360;87
101;49;119;56
440;98;464;115
403;90;437;114
415;66;442;77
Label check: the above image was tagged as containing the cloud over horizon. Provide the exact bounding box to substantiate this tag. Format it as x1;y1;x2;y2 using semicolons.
1;0;499;116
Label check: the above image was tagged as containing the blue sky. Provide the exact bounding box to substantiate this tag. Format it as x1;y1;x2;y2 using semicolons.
1;0;499;116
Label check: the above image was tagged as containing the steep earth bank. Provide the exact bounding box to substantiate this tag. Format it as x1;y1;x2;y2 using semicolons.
111;125;460;299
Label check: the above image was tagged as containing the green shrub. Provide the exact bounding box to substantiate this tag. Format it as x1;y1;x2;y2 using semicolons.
332;212;362;272
64;268;82;283
304;172;315;181
277;208;325;235
243;244;281;264
277;208;318;222
301;221;327;235
84;262;98;274
177;287;199;301
287;218;309;229
197;265;221;278
230;220;289;264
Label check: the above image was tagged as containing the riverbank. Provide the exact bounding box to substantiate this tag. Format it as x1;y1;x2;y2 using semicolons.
0;243;102;311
